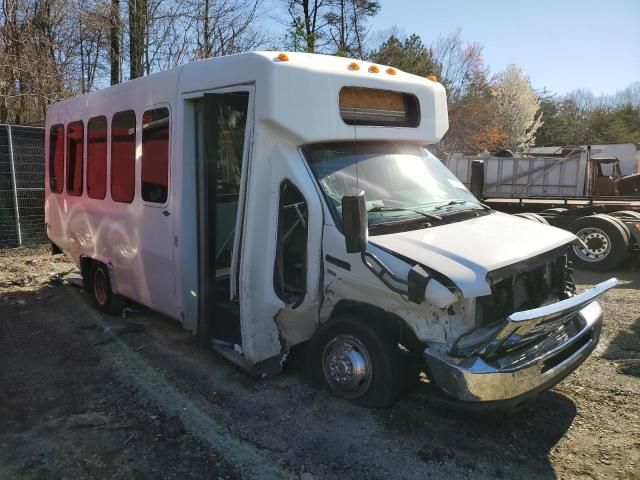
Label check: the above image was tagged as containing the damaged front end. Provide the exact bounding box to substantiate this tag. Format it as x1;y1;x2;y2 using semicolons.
423;248;617;403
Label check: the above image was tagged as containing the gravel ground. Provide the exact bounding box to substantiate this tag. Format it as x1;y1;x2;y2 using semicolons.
0;246;638;479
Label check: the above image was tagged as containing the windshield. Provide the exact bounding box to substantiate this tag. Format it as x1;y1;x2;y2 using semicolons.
303;141;481;225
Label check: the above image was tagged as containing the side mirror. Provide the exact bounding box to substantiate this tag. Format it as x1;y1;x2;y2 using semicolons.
470;159;485;199
342;189;368;253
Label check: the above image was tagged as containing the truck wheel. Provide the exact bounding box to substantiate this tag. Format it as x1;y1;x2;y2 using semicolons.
308;316;404;408
599;214;632;243
92;263;127;315
568;215;629;271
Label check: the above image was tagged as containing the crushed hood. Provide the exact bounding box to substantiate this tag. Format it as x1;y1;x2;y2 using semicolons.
371;212;576;298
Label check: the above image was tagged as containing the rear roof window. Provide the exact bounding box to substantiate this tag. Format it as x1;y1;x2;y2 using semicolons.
339;87;420;127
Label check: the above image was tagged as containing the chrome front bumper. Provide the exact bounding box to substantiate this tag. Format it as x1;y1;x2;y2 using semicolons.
424;279;616;403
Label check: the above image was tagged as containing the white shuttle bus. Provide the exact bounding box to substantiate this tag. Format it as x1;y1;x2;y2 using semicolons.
45;52;616;408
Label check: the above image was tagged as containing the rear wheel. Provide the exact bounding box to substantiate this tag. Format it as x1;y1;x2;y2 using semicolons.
568;215;629;271
308;316;404;408
92;263;127;315
600;214;632;243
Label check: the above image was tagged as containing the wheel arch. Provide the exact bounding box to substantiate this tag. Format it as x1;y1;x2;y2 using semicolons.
78;255;118;294
326;299;425;357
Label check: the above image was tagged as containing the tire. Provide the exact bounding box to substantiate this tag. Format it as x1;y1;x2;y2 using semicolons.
568;215;629;271
92;263;127;315
308;315;404;408
599;214;632;243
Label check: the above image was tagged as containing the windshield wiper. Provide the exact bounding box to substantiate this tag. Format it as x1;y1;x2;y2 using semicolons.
433;199;492;211
367;206;442;221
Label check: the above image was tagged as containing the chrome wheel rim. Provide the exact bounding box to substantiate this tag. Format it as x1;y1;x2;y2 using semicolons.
573;227;611;262
94;269;108;306
322;334;372;399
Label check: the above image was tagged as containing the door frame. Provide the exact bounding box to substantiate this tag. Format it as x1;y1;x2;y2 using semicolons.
193;85;255;346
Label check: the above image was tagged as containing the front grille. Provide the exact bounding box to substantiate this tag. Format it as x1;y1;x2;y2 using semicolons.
477;248;574;327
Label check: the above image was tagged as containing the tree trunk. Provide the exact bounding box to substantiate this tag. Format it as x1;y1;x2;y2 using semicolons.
128;0;147;79
202;0;211;58
110;0;121;85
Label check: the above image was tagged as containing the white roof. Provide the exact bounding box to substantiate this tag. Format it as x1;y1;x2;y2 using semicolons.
47;51;449;145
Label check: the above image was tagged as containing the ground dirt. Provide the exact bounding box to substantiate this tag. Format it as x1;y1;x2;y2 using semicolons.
0;246;638;479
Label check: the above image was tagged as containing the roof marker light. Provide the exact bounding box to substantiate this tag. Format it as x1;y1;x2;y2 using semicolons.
276;53;289;62
427;75;437;81
368;65;380;73
349;62;360;71
386;67;397;75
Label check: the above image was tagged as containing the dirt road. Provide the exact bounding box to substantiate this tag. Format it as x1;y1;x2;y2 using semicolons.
1;247;638;479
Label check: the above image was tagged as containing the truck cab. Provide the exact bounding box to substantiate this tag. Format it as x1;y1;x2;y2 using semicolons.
587;155;640;196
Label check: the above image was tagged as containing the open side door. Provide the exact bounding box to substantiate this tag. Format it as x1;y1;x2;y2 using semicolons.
197;92;251;347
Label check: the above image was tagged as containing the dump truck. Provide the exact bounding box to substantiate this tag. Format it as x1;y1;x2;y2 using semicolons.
447;146;640;271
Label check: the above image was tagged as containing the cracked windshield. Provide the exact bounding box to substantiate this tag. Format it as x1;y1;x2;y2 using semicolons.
304;141;481;223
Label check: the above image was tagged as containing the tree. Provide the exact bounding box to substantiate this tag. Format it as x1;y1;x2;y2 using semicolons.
369;33;440;77
492;64;543;151
429;30;506;153
127;0;147;79
432;29;488;103
190;0;270;59
324;0;379;57
284;0;327;52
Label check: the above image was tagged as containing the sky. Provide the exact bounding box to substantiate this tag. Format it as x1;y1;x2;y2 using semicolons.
267;0;640;96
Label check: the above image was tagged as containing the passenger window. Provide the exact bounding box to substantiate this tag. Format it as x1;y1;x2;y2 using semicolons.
49;124;64;193
66;121;84;196
111;111;136;203
141;107;169;203
274;180;308;305
87;116;107;199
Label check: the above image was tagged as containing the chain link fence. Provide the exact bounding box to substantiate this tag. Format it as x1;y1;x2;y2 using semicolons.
0;125;46;248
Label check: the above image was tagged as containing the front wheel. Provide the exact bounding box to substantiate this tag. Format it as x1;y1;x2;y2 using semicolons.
308;316;404;408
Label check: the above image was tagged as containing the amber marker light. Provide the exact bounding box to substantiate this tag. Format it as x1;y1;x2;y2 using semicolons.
276;53;289;62
427;75;438;81
368;65;380;73
386;67;397;75
349;62;360;71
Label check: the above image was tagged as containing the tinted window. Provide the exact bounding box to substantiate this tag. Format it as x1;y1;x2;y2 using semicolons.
49;124;64;193
141;108;169;203
274;180;308;305
66;121;84;195
339;87;420;127
87;116;107;199
111;111;136;203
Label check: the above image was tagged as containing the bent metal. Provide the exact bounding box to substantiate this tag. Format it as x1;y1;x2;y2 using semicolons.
44;51;616;408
